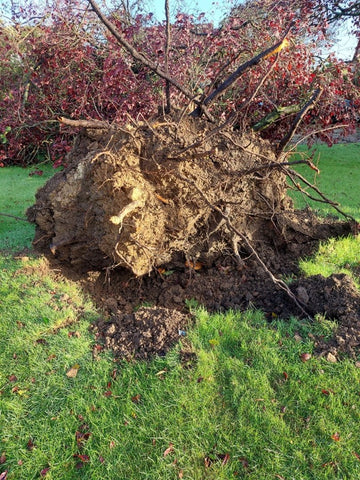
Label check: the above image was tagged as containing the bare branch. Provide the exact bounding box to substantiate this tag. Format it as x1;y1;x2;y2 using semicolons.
287;168;356;222
88;0;194;102
0;212;29;222
164;0;171;113
190;22;294;117
277;87;323;153
59;117;110;129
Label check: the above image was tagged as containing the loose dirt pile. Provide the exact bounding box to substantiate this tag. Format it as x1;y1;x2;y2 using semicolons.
27;111;360;360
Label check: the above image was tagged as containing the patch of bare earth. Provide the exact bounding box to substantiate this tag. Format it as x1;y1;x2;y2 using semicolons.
26;112;360;360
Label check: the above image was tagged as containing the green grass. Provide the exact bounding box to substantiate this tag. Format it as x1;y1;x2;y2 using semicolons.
299;235;360;285
0;164;58;250
288;143;360;220
1;149;360;480
1;261;360;480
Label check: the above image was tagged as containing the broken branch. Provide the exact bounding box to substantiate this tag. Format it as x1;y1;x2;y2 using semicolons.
191;22;294;117
277;87;323;153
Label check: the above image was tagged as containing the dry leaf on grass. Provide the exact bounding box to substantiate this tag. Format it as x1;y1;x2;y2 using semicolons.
66;364;80;378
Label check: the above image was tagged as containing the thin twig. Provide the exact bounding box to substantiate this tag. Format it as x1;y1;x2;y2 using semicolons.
164;0;171;114
277;87;323;153
286;123;350;152
287;168;356;221
0;212;29;222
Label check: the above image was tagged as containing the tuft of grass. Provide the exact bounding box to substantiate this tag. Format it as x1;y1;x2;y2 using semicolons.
288;143;360;220
0;164;58;250
299;235;360;284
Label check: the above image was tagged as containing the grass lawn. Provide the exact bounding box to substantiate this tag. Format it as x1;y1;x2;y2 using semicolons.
1;145;360;479
288;142;360;220
0;164;58;250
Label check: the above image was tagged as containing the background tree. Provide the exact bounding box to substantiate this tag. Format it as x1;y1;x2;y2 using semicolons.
0;0;359;166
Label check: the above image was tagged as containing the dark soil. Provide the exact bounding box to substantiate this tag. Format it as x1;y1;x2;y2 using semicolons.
27;112;360;361
85;212;359;361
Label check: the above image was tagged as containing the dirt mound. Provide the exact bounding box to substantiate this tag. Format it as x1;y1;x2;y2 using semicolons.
92;306;190;359
27;111;292;275
291;274;360;359
26;111;360;360
81;218;358;360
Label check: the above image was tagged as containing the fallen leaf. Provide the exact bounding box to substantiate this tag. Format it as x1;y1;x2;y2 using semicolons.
220;453;230;466
66;365;80;378
300;353;312;362
294;332;303;342
239;457;249;469
322;460;337;469
204;456;213;468
75;430;91;448
73;454;90;463
109;441;116;449
178;470;184;479
99;456;105;463
26;438;35;451
68;331;81;338
104;390;112;397
17;459;23;465
163;443;174;457
0;471;7;480
8;375;17;382
0;453;6;464
185;260;202;270
40;467;50;477
331;432;340;442
275;475;285;480
283;371;288;381
46;354;56;361
131;394;141;403
353;451;360;461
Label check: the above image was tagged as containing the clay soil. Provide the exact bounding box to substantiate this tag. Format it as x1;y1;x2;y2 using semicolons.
27;112;360;361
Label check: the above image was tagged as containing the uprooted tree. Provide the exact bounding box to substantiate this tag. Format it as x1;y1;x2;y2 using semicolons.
25;0;360;314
